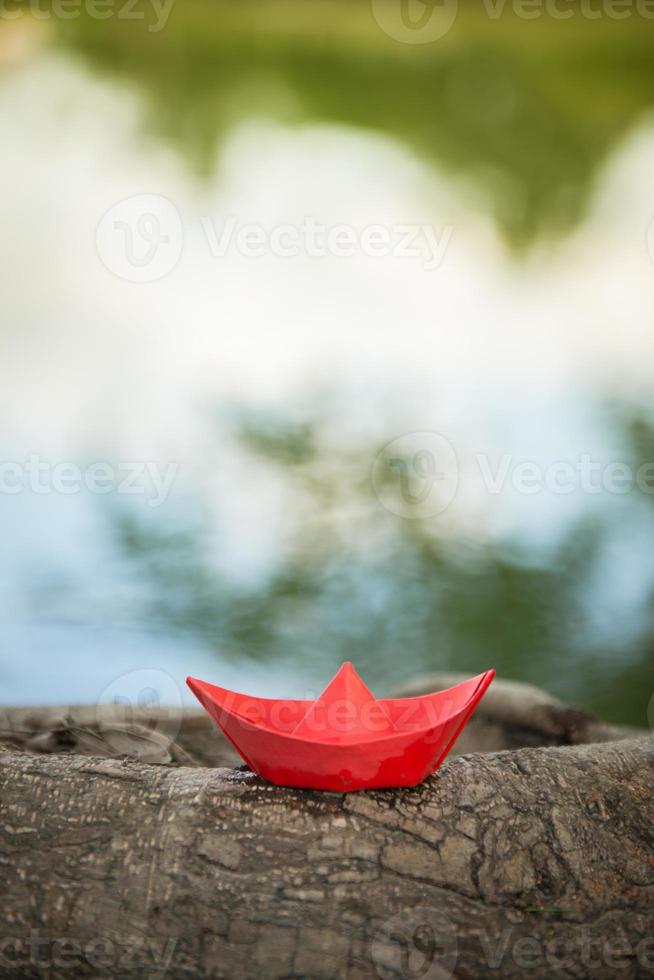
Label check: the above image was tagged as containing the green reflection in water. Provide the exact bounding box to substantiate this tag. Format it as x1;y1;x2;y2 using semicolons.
104;404;654;726
49;0;654;245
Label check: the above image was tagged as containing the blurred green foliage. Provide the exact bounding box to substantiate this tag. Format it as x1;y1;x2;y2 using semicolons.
53;0;654;245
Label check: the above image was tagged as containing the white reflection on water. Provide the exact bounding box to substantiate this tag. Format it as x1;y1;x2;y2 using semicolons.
0;53;653;704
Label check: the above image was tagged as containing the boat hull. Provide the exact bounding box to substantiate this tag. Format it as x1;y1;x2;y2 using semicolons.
187;669;495;791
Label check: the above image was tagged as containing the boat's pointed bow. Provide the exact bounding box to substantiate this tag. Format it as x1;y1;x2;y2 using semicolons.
185;675;203;699
475;668;496;701
187;675;224;710
186;675;245;726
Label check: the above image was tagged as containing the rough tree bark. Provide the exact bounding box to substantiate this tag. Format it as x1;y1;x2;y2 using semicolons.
0;681;652;980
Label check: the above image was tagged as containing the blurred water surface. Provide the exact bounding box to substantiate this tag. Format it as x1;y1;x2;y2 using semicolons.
1;4;654;722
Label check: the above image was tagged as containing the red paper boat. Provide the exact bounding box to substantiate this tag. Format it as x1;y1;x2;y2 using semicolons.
187;663;494;791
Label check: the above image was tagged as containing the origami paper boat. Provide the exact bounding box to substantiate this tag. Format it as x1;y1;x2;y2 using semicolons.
187;663;494;791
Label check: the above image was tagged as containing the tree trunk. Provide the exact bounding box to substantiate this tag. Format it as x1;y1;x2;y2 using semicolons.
0;687;652;979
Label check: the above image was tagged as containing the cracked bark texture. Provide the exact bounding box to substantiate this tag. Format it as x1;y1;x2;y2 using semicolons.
1;729;654;979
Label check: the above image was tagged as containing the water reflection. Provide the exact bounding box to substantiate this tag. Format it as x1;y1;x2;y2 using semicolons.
54;0;654;245
99;402;654;725
0;7;653;723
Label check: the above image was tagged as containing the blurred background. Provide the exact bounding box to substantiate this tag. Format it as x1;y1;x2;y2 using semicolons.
1;0;654;724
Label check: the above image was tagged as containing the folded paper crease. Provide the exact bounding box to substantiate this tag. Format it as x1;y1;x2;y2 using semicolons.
187;662;495;791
